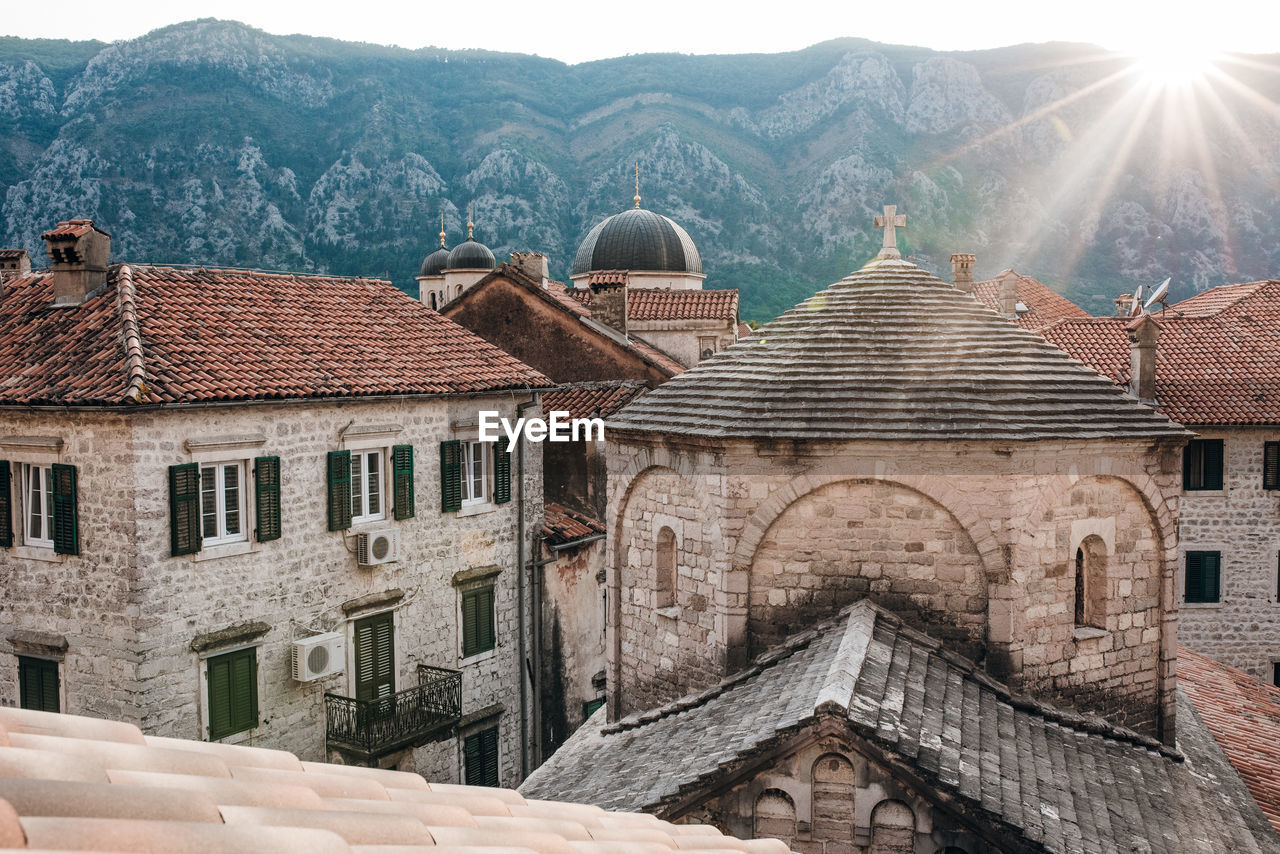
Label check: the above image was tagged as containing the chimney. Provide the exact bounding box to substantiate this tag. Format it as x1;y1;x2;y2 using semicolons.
1114;294;1134;317
0;249;31;278
42;220;110;305
1127;314;1159;403
950;253;975;294
509;251;550;288
997;274;1019;317
590;284;628;336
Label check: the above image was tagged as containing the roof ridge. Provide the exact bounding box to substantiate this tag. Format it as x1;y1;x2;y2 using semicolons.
115;265;148;404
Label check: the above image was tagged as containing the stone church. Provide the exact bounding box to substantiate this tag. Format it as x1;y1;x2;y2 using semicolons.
522;214;1280;853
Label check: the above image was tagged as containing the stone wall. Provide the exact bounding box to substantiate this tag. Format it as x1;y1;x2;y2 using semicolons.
1177;427;1280;682
606;435;1182;741
630;318;737;369
538;537;606;759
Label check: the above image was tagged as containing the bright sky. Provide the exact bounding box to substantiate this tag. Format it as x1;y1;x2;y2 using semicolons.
3;0;1278;63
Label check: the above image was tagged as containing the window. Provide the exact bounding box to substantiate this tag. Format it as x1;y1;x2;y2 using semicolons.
350;449;385;523
353;611;395;700
1074;537;1107;629
1273;662;1280;689
462;441;486;505
4;461;77;555
200;462;245;545
1265;442;1280;490
206;647;258;740
17;656;59;712
22;463;53;548
1183;439;1224;491
583;697;605;719
462;586;496;658
1185;551;1222;603
463;725;499;787
656;526;676;610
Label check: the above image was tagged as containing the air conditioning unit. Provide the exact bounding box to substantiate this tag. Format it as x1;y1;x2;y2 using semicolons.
357;529;400;566
291;632;345;682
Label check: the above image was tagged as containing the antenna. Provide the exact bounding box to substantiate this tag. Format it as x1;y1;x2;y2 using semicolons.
1145;277;1171;310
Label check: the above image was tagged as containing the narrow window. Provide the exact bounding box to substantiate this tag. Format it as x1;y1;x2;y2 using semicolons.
200;462;246;545
1185;551;1222;603
350;450;385;523
1183;439;1224;491
206;647;258;740
1265;442;1280;490
22;464;53;549
462;440;486;505
463;725;499;787
353;611;395;700
17;655;59;712
1074;548;1085;626
656;526;676;609
462;586;496;657
1074;537;1107;629
429;292;438;310
1273;662;1280;689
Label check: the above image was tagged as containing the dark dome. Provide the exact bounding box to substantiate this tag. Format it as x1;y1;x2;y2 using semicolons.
419;246;451;277
571;208;702;276
447;238;496;270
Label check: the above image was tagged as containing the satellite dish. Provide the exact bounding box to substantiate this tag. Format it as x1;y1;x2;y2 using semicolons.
1145;277;1171;309
1129;284;1144;316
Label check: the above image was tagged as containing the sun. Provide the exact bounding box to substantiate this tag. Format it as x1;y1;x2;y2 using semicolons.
1128;40;1221;88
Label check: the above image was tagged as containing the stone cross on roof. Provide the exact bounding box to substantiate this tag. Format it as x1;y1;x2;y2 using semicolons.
873;205;907;259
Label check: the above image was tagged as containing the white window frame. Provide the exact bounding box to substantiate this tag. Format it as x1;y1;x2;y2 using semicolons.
21;463;54;550
200;461;247;546
462;440;487;507
350;448;387;524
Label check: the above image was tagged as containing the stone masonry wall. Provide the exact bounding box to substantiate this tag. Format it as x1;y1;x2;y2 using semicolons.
1178;428;1280;682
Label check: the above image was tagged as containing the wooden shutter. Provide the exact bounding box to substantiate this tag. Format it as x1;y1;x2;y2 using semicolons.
1186;552;1222;603
0;460;11;548
207;648;258;740
464;726;499;787
392;445;415;520
169;463;202;556
354;611;395;701
50;463;79;556
18;656;59;713
1265;443;1280;490
492;445;511;505
327;450;352;531
462;587;495;657
1182;443;1194;490
254;456;281;542
1204;440;1224;490
440;440;462;512
1186;552;1204;602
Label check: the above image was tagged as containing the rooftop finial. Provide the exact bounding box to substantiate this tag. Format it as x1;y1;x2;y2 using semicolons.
634;162;641;209
467;203;474;240
872;204;907;260
439;213;446;248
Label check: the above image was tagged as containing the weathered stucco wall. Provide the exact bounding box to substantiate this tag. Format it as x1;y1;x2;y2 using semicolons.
538;537;606;758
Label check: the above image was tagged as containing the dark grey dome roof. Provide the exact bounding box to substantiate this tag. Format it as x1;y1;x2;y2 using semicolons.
447;238;496;270
420;246;451;277
571;208;702;276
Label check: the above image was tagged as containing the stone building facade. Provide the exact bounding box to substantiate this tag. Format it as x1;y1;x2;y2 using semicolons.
0;221;551;786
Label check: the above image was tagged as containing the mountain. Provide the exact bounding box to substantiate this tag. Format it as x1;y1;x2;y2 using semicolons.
2;20;1279;321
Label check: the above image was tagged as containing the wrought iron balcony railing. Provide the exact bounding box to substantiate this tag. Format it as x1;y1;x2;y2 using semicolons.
324;665;461;761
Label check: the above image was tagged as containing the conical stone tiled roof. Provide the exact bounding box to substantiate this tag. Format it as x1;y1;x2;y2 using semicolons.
606;257;1191;441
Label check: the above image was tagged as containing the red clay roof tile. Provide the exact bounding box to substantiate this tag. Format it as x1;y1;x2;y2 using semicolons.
541;382;646;421
972;270;1090;330
568;288;737;322
542;503;606;546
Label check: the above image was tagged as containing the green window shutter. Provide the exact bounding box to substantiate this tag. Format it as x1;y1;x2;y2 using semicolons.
50;463;79;556
1182;443;1194;490
18;656;59;713
169;463;202;556
464;726;500;787
1204;440;1224;490
392;445;415;520
1186;552;1204;602
440;440;462;512
1265;443;1280;490
207;647;258;740
0;460;12;548
354;611;395;700
1205;552;1221;602
1186;551;1222;603
492;445;511;505
254;456;281;542
462;587;496;657
327;450;352;531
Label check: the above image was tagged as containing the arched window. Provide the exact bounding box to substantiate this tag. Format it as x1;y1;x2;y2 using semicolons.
754;789;796;846
1074;535;1108;629
811;753;855;845
870;800;915;854
656;526;676;609
429;292;438;310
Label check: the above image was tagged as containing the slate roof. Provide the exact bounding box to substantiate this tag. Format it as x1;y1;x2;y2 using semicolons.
971;270;1091;330
542;381;647;421
1179;646;1280;836
0;264;550;407
542;503;607;548
567;288;738;323
1039;281;1280;426
0;706;786;854
606;257;1190;442
571;209;703;276
523;601;1280;853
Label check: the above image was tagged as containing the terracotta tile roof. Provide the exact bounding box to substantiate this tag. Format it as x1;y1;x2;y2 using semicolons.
0;706;785;854
525;602;1280;853
736;322;752;340
587;271;628;287
1039;281;1280;425
0;249;26;260
608;258;1190;442
566;288;738;322
1179;647;1280;837
40;219;102;240
0;264;550;407
542;502;606;547
972;270;1091;330
541;381;647;421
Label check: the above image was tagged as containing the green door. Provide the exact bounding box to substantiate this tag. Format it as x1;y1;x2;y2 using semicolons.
353;611;395;700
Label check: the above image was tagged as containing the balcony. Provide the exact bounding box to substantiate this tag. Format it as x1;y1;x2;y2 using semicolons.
325;665;461;762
